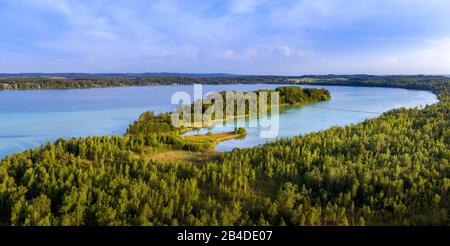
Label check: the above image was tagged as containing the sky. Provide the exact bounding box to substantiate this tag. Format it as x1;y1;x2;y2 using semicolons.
0;0;450;75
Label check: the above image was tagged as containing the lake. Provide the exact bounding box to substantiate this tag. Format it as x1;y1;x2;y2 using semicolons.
0;84;438;157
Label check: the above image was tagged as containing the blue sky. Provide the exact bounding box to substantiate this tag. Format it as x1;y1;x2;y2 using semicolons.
1;0;450;75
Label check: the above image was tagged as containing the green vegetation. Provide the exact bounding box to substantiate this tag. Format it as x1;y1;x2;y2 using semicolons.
289;75;450;94
126;111;181;135
234;127;247;136
276;86;331;104
0;75;287;90
124;111;246;153
185;86;331;123
146;150;221;165
0;74;448;94
0;80;448;226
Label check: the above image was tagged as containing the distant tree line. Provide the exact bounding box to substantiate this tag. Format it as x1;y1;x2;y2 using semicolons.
0;76;287;90
0;74;449;94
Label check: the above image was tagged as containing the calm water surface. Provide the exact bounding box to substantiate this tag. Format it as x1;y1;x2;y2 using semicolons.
0;84;438;157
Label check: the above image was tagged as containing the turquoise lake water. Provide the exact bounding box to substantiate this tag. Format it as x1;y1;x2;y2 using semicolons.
0;84;438;157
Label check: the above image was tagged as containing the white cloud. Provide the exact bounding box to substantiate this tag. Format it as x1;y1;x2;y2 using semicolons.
278;46;292;57
3;0;450;74
299;37;450;75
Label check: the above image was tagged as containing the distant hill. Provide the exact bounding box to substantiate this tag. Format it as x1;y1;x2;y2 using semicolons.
0;72;244;79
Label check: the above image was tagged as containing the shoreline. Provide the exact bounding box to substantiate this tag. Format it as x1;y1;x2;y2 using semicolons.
0;84;439;160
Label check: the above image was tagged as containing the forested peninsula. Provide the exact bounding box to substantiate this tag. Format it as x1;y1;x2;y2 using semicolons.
0;77;448;226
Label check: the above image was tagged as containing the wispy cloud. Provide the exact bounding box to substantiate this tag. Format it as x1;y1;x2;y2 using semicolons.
0;0;450;74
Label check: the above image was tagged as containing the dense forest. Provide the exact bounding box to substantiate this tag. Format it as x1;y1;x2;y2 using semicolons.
178;86;331;123
276;86;331;104
0;75;287;90
0;78;448;225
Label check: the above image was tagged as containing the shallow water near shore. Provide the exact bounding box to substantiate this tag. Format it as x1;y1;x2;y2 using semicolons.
0;84;438;157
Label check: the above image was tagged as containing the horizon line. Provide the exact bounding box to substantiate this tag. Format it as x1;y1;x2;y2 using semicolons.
0;72;449;77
